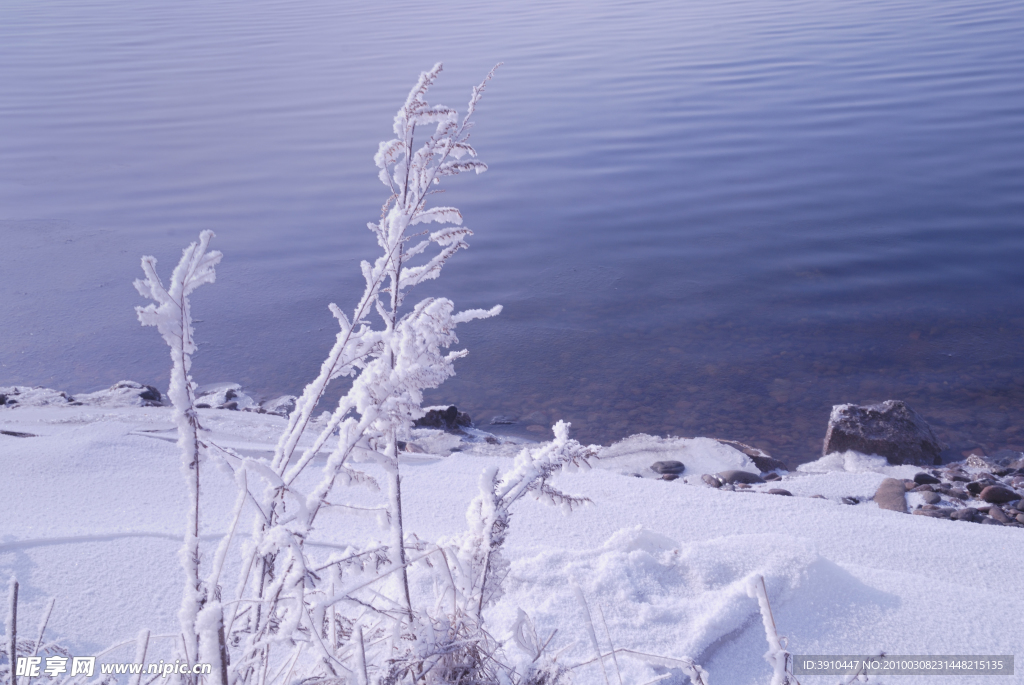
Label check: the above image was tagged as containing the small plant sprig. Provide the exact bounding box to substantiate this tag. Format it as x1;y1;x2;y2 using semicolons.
134;230;223;682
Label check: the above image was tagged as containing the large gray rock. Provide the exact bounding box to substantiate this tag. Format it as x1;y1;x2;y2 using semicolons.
873;478;908;513
823;400;944;466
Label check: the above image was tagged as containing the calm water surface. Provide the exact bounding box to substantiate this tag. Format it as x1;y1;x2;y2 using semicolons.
2;0;1023;465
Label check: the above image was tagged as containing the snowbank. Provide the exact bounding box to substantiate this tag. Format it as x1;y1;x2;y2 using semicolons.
2;402;1022;684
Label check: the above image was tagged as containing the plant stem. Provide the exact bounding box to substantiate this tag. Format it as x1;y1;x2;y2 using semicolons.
7;579;17;685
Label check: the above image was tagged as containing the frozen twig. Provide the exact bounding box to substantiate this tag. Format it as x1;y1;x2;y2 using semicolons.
128;630;149;685
748;575;799;685
597;604;623;685
7;578;16;685
573;584;610;685
32;598;54;659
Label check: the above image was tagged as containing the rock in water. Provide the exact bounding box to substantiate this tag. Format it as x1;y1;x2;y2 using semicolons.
873;477;908;513
823;400;944;466
414;405;473;432
650;460;685;475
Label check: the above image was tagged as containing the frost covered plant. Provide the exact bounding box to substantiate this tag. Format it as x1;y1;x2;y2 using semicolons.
134;230;224;683
748;575;798;685
376;423;594;685
133;63;596;685
220;62;504;680
446;422;594;625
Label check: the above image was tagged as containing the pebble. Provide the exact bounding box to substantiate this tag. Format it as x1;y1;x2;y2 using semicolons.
980;485;1018;504
651;460;685;475
701;474;722;488
841;496;859;505
920;491;941;505
911;484;934;492
1016;514;1024;524
981;517;1004;526
913;472;941;485
873;478;908;513
988;506;1012;524
767;488;793;496
948;488;969;500
717;470;763;485
966;481;989;496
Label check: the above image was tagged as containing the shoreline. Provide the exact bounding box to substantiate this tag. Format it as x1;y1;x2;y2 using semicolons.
4;379;1023;530
4;378;1023;465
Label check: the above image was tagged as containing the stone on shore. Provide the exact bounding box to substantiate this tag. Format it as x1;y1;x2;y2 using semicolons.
980;485;1018;504
717;470;763;485
873;477;908;513
749;454;788;473
822;400;944;466
987;506;1012;524
650;460;685;476
701;474;722;488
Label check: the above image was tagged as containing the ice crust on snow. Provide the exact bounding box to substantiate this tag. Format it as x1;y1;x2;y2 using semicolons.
595;434;754;479
2;404;1022;684
798;449;924;479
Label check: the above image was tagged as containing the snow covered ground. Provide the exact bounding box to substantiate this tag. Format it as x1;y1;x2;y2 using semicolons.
2;389;1022;684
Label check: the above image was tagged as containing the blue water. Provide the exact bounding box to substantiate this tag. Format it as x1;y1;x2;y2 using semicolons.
2;0;1023;464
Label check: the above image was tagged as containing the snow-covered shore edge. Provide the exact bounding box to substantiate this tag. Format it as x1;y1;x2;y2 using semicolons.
3;382;1023;684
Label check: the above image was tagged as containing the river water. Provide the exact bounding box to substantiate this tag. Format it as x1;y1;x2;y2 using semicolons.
2;0;1023;465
